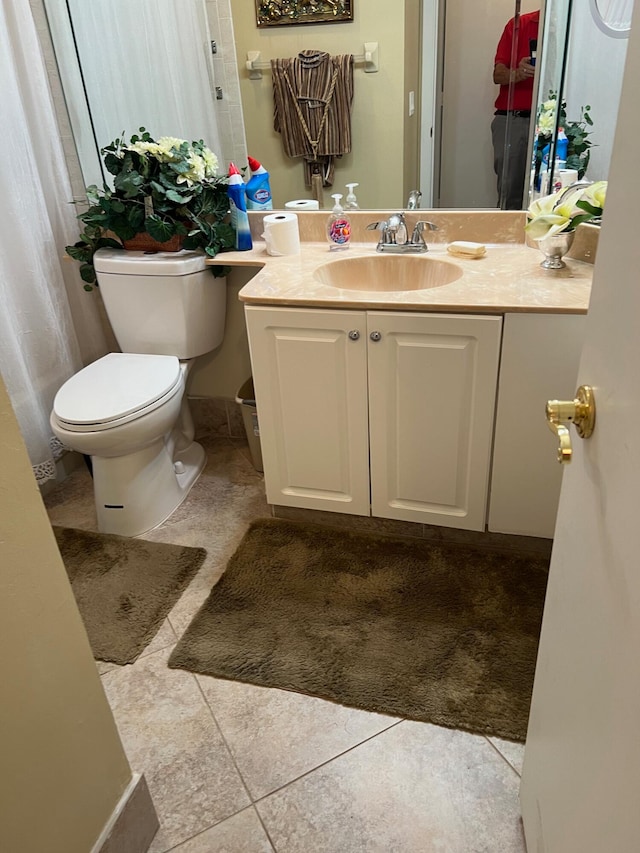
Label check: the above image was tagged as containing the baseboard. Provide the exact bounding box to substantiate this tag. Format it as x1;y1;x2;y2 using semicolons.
90;774;159;853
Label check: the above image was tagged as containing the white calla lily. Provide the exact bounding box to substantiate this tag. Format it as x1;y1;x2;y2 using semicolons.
526;181;607;240
525;214;571;239
581;180;607;210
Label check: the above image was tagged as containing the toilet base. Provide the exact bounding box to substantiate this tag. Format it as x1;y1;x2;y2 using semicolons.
92;438;206;537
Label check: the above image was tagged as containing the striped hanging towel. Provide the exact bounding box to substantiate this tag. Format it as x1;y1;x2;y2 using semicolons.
271;49;354;187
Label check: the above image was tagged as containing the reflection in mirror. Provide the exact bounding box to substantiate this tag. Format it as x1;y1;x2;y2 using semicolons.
529;0;629;206
589;0;633;37
39;0;630;215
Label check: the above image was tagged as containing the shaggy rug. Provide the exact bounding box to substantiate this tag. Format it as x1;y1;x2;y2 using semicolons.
168;518;548;741
54;526;206;665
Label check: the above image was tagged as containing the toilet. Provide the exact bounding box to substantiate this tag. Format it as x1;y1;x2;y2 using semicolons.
51;248;226;537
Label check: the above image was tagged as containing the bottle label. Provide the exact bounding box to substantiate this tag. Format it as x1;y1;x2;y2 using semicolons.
329;218;351;245
254;188;271;203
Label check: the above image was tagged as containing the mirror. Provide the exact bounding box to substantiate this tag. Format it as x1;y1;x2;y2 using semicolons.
40;0;629;213
531;0;629;201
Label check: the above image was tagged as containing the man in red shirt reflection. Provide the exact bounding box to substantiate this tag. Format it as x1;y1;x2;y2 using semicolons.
491;9;540;209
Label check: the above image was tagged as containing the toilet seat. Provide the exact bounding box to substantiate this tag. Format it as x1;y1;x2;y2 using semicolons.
53;353;183;432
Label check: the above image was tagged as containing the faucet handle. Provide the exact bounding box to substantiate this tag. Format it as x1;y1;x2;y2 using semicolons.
410;220;437;249
366;221;388;231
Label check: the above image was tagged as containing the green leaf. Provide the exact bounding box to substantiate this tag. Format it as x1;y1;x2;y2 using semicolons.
576;200;601;217
210;265;231;278
571;213;596;228
79;264;96;284
114;170;145;198
65;243;92;263
145;215;175;242
165;188;192;204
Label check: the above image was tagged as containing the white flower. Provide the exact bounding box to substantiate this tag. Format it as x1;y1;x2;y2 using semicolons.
177;153;206;186
202;147;219;177
581;180;607;210
537;99;557;135
525;183;607;240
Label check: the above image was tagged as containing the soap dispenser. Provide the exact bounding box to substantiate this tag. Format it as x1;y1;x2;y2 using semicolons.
345;183;359;209
326;193;351;250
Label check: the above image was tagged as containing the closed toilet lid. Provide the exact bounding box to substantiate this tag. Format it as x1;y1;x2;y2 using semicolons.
53;353;182;427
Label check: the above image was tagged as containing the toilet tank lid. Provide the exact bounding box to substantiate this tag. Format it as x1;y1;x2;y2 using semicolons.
94;248;208;276
53;353;182;425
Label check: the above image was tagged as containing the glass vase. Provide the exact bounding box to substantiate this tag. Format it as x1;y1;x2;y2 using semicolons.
536;230;575;270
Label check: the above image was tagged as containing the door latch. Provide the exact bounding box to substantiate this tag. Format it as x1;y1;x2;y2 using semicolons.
546;385;596;464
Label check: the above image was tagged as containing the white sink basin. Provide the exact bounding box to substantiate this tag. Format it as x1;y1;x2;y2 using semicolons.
313;253;463;292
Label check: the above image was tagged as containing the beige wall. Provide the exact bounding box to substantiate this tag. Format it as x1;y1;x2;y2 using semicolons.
233;0;407;209
188;267;257;399
0;376;133;853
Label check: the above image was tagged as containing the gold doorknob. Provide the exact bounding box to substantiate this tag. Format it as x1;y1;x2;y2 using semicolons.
546;385;596;464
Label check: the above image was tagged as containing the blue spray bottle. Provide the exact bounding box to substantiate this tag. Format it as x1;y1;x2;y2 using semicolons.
228;163;252;251
245;157;273;211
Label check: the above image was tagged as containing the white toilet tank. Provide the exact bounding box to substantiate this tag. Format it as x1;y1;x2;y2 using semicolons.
93;248;226;358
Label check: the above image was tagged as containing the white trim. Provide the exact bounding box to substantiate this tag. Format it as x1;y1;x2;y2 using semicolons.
419;0;440;206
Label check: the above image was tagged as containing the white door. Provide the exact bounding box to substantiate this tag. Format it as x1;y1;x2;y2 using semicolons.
367;312;502;530
244;306;370;515
520;15;640;852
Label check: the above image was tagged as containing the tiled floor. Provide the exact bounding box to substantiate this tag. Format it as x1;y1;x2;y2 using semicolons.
45;434;527;853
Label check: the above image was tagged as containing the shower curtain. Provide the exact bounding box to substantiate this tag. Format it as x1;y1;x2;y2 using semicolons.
65;0;223;173
0;0;109;485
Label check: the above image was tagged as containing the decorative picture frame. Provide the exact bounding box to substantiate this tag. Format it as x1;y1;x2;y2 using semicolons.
255;1;354;28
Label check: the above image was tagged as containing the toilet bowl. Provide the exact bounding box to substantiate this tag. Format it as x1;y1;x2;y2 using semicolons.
51;248;227;537
51;353;204;536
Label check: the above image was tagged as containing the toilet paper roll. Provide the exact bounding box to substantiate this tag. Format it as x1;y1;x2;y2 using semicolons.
284;199;320;210
559;169;579;188
262;212;300;256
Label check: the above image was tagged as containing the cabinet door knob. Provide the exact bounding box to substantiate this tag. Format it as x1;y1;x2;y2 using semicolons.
370;331;382;342
348;330;360;341
546;385;596;464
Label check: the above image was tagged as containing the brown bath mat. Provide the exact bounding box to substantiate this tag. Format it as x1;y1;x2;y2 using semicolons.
169;518;548;741
54;526;206;665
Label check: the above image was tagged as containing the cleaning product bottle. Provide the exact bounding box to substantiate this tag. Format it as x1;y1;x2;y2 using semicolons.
326;194;351;250
556;128;569;167
227;163;252;251
245;156;273;211
345;183;359;209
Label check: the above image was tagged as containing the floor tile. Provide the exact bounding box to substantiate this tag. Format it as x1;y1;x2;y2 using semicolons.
487;736;525;776
45;430;530;852
100;647;250;853
256;720;526;853
197;676;400;799
169;807;274;852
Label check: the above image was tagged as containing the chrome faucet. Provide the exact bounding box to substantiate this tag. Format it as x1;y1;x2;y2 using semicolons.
406;189;422;210
367;215;438;253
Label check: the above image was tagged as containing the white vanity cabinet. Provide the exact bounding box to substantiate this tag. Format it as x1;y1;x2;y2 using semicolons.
245;306;503;530
488;313;587;538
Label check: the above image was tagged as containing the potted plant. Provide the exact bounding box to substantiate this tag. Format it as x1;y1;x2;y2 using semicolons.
525;180;606;269
66;129;234;289
534;94;595;186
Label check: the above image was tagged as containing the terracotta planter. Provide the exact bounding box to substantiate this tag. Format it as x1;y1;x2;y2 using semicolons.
122;231;184;252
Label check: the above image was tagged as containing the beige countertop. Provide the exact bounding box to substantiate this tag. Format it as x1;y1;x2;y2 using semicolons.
205;212;596;315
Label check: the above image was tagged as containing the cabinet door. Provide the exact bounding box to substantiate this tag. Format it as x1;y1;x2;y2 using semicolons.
489;313;586;538
245;306;370;515
367;312;502;531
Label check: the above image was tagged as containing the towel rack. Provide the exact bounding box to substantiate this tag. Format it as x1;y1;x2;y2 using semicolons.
245;42;379;79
